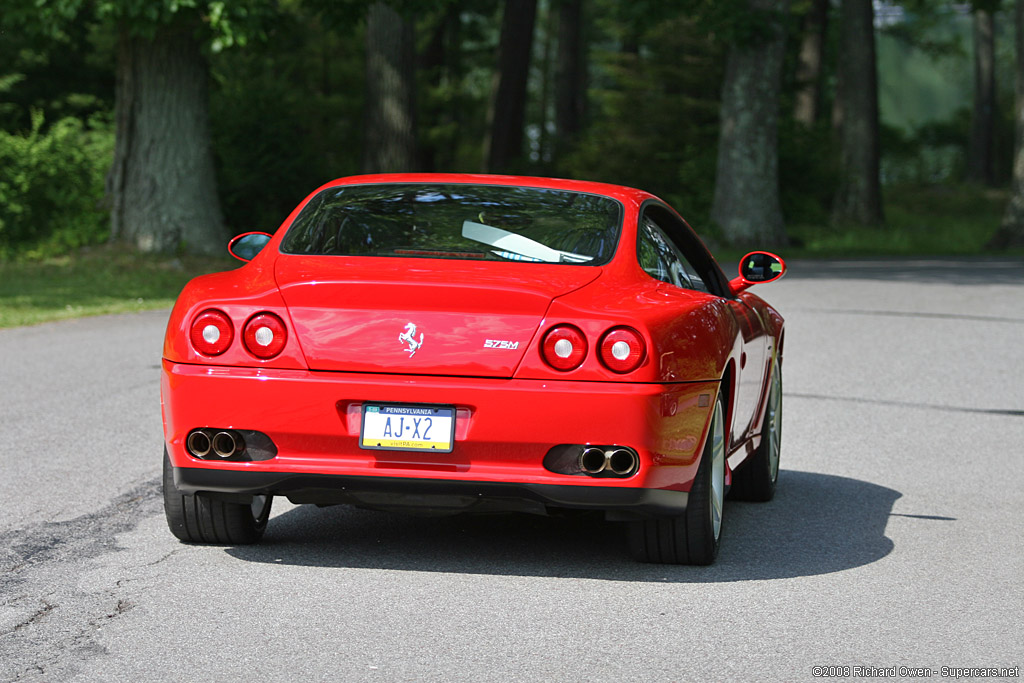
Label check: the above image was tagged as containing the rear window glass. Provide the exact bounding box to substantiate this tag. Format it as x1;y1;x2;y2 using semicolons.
280;183;622;265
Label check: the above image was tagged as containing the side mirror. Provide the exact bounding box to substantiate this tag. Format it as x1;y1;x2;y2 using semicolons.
228;232;273;262
730;251;786;294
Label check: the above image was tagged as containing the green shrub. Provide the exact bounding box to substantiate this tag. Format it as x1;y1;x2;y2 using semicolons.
0;110;113;259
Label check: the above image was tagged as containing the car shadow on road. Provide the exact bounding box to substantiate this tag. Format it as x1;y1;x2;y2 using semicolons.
224;470;902;582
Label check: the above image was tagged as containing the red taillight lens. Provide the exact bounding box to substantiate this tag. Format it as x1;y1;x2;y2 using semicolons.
542;325;588;371
599;327;646;373
190;309;234;356
243;312;288;359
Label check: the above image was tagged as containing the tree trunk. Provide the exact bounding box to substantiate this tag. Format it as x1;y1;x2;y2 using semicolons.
536;4;556;164
831;53;845;134
710;0;790;247
420;6;460;172
967;8;997;185
793;0;829;126
107;21;224;255
831;0;884;226
484;0;538;173
363;1;417;173
989;0;1024;248
554;0;586;160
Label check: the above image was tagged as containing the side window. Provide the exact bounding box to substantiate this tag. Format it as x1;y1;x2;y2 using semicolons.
676;251;709;293
637;216;708;293
638;218;673;285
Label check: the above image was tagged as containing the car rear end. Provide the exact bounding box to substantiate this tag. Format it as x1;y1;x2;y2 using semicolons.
162;176;720;520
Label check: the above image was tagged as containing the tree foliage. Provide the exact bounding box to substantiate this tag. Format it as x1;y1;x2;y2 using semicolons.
0;0;276;44
0;0;1017;255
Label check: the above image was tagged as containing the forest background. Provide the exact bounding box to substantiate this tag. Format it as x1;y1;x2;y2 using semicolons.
2;0;1024;272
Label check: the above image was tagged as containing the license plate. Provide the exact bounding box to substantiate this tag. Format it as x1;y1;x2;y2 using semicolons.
359;403;456;452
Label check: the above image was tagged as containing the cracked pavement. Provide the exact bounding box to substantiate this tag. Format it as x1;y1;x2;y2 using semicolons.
0;477;160;680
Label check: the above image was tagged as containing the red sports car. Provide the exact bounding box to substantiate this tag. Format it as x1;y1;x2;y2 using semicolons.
161;173;785;565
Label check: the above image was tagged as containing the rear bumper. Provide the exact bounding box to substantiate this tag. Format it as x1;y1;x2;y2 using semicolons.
161;360;719;514
173;466;689;517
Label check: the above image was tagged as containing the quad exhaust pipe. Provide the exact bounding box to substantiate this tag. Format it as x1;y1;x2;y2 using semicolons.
580;447;608;474
578;447;638;476
186;430;212;458
212;431;242;458
186;429;245;459
607;448;637;475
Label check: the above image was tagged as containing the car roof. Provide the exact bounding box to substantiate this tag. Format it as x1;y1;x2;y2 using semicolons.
314;173;657;206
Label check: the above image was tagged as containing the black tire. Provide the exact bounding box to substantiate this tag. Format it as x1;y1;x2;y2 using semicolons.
627;391;725;565
730;359;782;502
163;449;272;544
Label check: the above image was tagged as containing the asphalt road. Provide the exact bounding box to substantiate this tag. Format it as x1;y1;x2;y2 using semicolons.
2;259;1022;682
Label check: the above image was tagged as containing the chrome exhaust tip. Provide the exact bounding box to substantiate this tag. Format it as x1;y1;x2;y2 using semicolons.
212;431;241;459
579;447;608;474
186;430;212;458
607;448;638;476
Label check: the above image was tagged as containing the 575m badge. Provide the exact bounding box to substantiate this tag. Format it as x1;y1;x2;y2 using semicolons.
484;339;519;349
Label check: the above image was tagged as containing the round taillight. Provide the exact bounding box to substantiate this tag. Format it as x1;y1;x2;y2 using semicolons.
190;309;234;356
542;325;588;371
599;327;646;373
243;312;288;359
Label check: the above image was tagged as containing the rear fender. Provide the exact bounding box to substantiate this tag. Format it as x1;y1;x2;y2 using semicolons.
162;257;308;369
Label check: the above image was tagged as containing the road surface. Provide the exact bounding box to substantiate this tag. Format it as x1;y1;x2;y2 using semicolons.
1;259;1022;681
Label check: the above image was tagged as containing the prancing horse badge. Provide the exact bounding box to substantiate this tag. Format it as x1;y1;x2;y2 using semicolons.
399;322;424;357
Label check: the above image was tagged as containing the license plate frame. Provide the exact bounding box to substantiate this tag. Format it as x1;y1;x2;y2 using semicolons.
359;403;456;453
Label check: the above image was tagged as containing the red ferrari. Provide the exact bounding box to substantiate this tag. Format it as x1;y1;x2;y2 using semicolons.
161;173;785;565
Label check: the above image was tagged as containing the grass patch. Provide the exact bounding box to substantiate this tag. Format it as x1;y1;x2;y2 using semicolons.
785;184;1010;257
0;245;236;328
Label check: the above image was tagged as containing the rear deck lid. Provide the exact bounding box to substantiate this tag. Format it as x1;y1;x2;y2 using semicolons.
275;256;600;377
